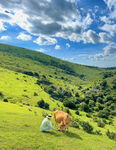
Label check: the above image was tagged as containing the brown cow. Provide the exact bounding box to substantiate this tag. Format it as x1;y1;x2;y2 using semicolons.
54;110;70;131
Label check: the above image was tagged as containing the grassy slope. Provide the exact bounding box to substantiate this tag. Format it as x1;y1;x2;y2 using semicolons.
0;67;64;110
0;43;116;149
0;102;116;150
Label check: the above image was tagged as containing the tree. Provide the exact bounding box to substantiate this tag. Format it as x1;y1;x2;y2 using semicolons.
80;102;90;112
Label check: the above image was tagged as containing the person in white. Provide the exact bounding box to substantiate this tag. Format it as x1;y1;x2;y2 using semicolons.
40;114;55;132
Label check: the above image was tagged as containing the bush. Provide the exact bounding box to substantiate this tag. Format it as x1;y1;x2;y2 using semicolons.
3;99;8;102
63;99;76;109
44;103;49;110
80;102;90;112
75;110;80;115
106;130;116;141
97;120;105;128
37;100;49;110
97;110;110;119
70;118;80;128
95;130;102;135
34;92;38;96
0;91;4;97
86;114;91;118
80;121;93;133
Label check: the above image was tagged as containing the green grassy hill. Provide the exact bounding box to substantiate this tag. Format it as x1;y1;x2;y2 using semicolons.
0;43;116;150
0;102;116;150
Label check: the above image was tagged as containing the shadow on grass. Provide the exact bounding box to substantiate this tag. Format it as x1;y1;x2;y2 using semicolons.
42;131;82;140
42;131;60;137
62;131;82;140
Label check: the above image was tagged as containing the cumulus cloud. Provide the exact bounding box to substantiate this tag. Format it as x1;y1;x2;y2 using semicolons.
89;44;116;61
0;0;95;43
0;22;6;31
100;24;116;36
55;44;61;50
103;0;116;18
0;35;10;40
34;35;57;45
0;0;114;45
17;32;32;41
66;43;70;48
82;30;112;44
100;1;116;36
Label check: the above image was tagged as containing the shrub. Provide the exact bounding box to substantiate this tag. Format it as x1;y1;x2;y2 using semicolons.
97;109;110;119
37;100;49;110
63;100;76;109
95;130;102;135
70;118;80;128
0;91;4;97
75;110;80;115
80;102;90;112
97;120;105;128
106;130;116;141
44;103;49;110
3;99;8;102
75;92;79;97
34;92;38;96
86;114;91;118
80;121;93;133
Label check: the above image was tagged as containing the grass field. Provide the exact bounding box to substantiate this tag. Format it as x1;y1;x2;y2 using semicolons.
0;43;116;150
0;102;116;150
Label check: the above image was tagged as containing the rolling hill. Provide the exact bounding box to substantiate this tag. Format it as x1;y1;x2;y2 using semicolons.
0;43;116;150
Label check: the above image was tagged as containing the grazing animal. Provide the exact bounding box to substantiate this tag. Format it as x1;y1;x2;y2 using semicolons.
54;110;70;131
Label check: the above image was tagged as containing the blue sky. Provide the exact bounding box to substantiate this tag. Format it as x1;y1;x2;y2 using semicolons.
0;0;116;68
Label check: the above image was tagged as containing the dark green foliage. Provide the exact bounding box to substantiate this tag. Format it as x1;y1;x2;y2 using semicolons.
86;114;91;118
97;109;110;119
63;99;76;109
80;102;90;112
75;110;80;115
75;92;79;97
100;80;107;88
97;120;105;128
103;72;113;79
36;79;52;85
95;130;102;135
0;91;4;97
37;100;49;110
70;118;80;128
106;130;116;141
80;121;93;133
34;92;38;96
3;99;8;102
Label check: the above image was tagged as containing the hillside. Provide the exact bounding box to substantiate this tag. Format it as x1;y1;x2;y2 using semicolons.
0;102;116;150
0;43;116;150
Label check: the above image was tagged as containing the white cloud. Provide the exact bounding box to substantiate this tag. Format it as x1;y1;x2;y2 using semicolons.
100;24;116;36
34;35;57;45
0;35;10;40
89;44;116;61
100;16;112;24
0;0;94;43
36;48;47;53
66;43;70;48
17;32;32;41
82;30;100;44
99;32;112;44
55;44;61;50
103;0;116;18
82;30;112;44
0;22;6;31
